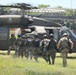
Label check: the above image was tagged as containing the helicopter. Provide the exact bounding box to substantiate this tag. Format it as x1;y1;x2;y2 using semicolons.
0;3;76;53
0;3;62;50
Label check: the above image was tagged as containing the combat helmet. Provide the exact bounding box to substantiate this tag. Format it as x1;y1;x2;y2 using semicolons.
50;33;54;38
21;35;26;38
27;35;31;38
43;34;48;38
11;34;15;38
34;34;38;38
17;34;21;38
62;33;68;37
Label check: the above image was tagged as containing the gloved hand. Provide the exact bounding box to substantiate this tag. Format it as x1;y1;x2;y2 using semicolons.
68;49;72;54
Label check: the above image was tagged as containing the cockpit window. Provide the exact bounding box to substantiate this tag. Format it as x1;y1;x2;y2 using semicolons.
61;29;76;40
69;30;76;38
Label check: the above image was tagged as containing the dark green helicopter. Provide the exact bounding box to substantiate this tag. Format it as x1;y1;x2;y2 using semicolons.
0;3;62;50
0;3;76;53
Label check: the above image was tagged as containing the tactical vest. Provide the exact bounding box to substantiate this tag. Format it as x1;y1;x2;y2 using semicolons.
33;39;40;47
9;37;16;46
21;39;26;47
42;39;49;48
48;39;56;49
26;39;33;47
16;38;22;46
60;37;69;48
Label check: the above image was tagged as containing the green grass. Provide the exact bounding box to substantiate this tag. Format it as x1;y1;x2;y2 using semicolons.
0;51;76;75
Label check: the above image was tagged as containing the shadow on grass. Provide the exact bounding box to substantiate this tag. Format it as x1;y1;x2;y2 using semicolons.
56;56;62;58
67;56;76;59
56;56;76;59
0;51;76;60
0;53;7;55
12;54;21;58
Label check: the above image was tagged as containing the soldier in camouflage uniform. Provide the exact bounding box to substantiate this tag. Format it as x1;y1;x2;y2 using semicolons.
57;33;74;67
19;35;26;58
40;34;50;62
46;34;57;65
33;34;40;62
15;35;22;56
25;35;34;60
7;34;16;55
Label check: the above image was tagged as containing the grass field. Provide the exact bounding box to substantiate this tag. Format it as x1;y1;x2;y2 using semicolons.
0;51;76;75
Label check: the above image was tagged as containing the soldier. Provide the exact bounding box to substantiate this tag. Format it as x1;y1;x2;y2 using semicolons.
57;33;74;67
25;35;34;60
7;33;16;55
19;35;26;58
46;33;57;65
40;34;50;62
15;35;22;56
33;34;41;62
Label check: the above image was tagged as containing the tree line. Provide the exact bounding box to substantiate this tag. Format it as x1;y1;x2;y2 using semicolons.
0;4;76;16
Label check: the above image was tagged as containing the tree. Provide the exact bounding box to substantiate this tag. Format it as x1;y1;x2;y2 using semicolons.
65;9;71;16
38;4;50;8
56;6;63;9
73;9;76;16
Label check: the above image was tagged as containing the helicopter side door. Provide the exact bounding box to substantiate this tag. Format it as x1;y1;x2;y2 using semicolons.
46;28;60;41
0;27;9;50
53;29;60;41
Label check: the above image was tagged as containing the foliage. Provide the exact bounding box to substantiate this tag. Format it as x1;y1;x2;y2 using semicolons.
56;6;63;9
0;51;76;75
65;9;71;16
73;9;76;16
38;4;50;8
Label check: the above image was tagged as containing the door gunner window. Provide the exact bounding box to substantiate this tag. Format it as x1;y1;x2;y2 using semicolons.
46;29;60;41
53;29;59;41
46;29;53;35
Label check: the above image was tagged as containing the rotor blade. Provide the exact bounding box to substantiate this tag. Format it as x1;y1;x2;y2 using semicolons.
16;3;31;6
0;5;38;10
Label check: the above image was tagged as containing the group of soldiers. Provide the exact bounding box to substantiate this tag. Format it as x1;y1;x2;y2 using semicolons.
7;33;41;62
7;32;74;67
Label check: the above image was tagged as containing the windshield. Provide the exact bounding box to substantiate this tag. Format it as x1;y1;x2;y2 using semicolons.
69;30;76;38
61;29;76;40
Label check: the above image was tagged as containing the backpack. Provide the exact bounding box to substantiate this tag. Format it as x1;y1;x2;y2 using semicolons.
10;37;16;45
21;39;26;47
26;39;33;47
16;38;22;46
48;39;56;50
33;39;40;47
60;37;70;48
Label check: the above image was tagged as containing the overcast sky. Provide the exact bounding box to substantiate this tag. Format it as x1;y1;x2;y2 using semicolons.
0;0;75;9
